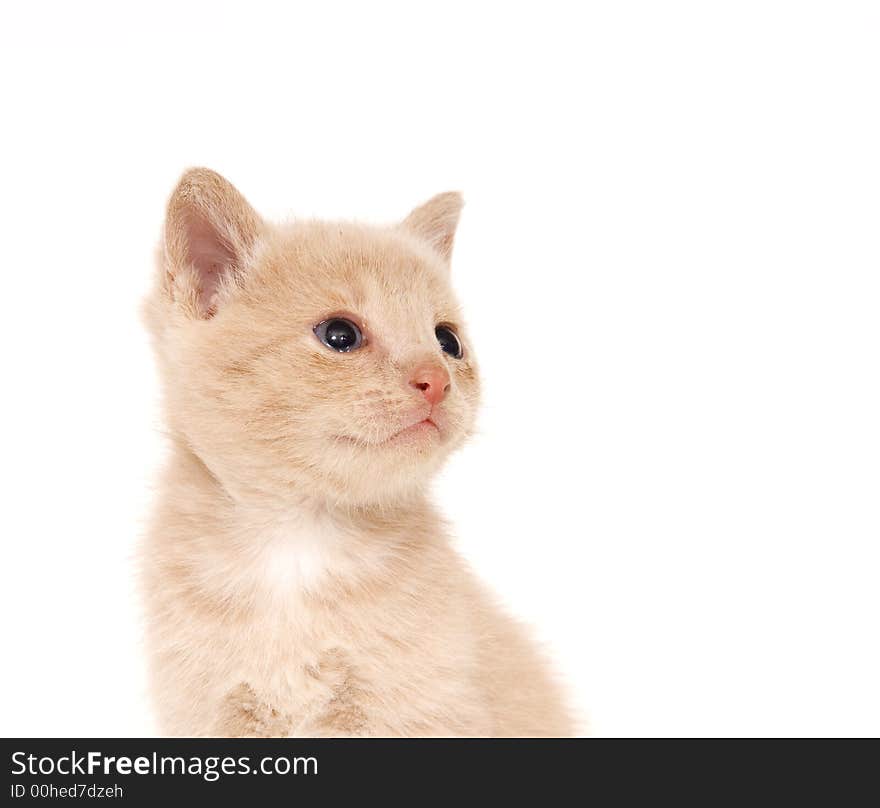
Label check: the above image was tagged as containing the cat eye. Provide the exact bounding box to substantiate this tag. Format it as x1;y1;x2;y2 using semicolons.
435;325;463;359
314;318;364;352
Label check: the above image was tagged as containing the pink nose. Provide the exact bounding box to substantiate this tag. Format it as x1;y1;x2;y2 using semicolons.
409;363;451;406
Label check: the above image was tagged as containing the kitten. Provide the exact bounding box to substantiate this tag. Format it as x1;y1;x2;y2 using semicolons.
141;168;574;736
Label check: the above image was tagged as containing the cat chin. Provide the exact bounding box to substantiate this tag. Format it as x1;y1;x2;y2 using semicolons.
311;440;453;505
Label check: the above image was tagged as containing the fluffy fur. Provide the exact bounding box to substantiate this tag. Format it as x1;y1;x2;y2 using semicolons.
141;168;573;736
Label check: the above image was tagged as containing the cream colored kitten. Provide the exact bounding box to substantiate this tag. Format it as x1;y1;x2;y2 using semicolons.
141;168;573;736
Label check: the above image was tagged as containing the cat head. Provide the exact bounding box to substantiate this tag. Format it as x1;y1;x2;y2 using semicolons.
145;168;480;508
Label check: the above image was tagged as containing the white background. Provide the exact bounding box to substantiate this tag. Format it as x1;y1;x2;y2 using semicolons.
1;2;878;737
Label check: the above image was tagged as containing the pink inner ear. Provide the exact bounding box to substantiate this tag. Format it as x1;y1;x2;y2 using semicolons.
184;211;237;316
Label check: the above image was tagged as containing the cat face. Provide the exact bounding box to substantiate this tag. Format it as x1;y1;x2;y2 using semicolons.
146;169;480;507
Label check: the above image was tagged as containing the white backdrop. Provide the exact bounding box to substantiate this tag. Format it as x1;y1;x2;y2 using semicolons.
1;1;878;737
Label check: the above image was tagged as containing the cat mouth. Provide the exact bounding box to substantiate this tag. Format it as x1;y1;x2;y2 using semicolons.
386;417;440;443
336;417;441;448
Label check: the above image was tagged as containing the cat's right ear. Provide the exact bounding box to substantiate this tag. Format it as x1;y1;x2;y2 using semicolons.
400;192;463;264
162;168;264;318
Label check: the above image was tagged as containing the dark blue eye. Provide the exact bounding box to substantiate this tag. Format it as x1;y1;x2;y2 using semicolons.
435;325;463;359
314;318;363;352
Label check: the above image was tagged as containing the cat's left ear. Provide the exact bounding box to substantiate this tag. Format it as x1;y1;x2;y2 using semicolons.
400;192;463;263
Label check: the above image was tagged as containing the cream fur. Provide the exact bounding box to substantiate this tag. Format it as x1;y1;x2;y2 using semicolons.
141;168;574;736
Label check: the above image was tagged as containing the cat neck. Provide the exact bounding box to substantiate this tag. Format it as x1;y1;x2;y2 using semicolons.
164;438;438;599
171;435;427;509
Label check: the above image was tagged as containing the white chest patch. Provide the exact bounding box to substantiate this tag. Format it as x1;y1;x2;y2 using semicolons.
239;510;351;597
